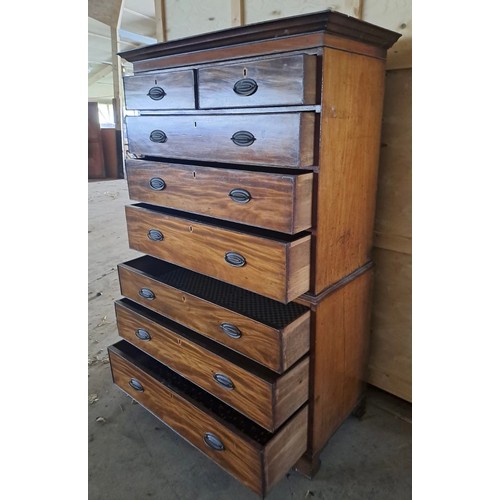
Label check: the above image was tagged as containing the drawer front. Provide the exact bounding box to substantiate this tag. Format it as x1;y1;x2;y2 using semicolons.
109;341;308;496
118;260;311;373
115;299;309;431
123;71;195;110
198;54;317;109
126;113;315;168
126;159;313;234
125;204;311;303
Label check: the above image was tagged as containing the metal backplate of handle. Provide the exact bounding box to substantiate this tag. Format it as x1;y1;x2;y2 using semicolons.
203;432;225;451
213;373;235;390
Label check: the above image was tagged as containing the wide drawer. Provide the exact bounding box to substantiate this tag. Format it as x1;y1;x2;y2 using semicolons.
198;54;317;109
125;203;311;303
125;113;315;167
115;299;309;431
118;256;310;373
123;70;195;110
126;159;313;234
109;341;308;497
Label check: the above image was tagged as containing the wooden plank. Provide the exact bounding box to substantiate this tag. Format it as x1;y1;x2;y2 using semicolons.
368;248;412;401
154;0;167;42
231;0;244;27
374;68;412;244
314;48;386;293
309;268;373;454
88;65;112;86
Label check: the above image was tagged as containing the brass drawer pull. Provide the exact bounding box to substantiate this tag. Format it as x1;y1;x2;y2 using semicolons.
147;229;164;241
231;131;255;147
150;130;167;143
213;373;235;390
147;86;166;100
220;322;242;339
228;188;251;204
149;177;166;190
139;288;155;300
135;328;151;341
233;78;258;96
203;432;225;451
128;378;144;392
224;252;246;267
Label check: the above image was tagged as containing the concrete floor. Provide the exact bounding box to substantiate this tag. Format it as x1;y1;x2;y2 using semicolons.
88;179;411;500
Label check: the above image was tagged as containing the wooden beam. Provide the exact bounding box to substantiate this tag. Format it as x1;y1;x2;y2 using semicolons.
89;0;123;27
154;0;167;42
123;7;155;21
88;65;113;86
119;29;156;46
231;0;244;27
345;0;364;19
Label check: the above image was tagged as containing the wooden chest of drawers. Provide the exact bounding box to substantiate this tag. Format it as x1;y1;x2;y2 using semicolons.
109;10;400;497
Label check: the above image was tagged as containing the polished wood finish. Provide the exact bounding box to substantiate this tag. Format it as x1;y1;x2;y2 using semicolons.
112;11;401;494
118;257;311;373
126;113;315;168
125;159;313;234
115;299;309;431
119;10;400;64
109;341;308;497
123;70;195;110
308;267;373;456
198;54;317;109
313;48;386;293
125;204;311;302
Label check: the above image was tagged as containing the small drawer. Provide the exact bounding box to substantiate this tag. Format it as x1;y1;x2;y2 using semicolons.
125;203;311;303
109;341;308;497
126;159;313;234
123;70;195;110
118;256;310;373
125;113;315;168
115;299;309;431
198;54;317;109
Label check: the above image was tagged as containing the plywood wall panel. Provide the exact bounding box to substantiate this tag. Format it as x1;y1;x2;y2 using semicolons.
368;248;412;401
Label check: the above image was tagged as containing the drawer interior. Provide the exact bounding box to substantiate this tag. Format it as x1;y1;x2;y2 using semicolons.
121;255;309;329
110;340;275;444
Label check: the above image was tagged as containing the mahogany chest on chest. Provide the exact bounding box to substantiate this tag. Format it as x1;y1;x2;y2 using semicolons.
109;10;400;496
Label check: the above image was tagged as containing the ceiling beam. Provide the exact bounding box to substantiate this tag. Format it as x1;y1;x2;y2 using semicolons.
118;29;156;46
231;0;244;27
88;65;113;86
88;0;123;27
123;7;155;21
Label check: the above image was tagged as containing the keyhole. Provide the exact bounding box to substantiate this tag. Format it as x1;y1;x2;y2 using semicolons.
154;79;157;85
188;225;193;232
243;68;247;77
193;172;196;178
194;121;197;127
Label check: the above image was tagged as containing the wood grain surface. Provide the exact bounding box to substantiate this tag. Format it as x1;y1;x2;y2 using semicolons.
313;48;386;293
309;268;373;454
115;299;309;431
198;54;317;108
118;260;310;372
123;70;195;110
109;342;308;496
125;204;311;302
125;113;315;168
125;158;313;234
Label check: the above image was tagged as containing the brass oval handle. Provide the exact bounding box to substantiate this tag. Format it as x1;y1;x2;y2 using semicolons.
224;252;246;267
213;373;235;390
139;288;155;300
233;78;258;96
220;322;242;339
149;177;166;190
150;130;167;143
135;328;151;341
147;229;164;241
231;131;255;147
147;86;166;100
129;378;144;392
203;432;225;451
228;189;251;204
